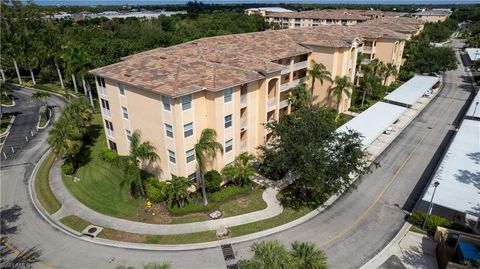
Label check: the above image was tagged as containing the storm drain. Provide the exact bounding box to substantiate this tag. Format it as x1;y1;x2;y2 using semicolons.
226;264;239;269
221;244;235;261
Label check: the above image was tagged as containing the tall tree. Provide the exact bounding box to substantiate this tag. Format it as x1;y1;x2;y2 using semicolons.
221;152;255;187
290;241;328;269
307;60;332;107
194;128;223;205
358;72;380;107
287;81;311;111
167;175;192;208
328;76;353;120
31;91;50;106
48;117;83;166
127;130;159;196
382;63;398;85
240;240;292;269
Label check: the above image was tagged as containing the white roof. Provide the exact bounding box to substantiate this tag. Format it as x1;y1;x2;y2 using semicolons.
466;48;480;62
384;75;439;106
246;7;293;12
466;91;480;119
336;102;406;148
422;119;480;217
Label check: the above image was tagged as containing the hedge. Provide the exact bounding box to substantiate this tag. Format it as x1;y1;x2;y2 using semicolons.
409;211;473;234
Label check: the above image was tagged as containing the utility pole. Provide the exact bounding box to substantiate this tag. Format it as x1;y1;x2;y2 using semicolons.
423;181;440;230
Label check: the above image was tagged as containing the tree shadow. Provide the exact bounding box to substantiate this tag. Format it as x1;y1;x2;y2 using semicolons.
0;237;42;269
467;152;480;165
0;205;22;235
75;123;102;168
454;169;480;192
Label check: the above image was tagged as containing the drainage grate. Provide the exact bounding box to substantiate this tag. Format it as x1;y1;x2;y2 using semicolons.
226;264;239;269
221;244;235;261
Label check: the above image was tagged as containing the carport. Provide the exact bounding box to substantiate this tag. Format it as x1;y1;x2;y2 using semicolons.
384;75;440;108
465;91;480;120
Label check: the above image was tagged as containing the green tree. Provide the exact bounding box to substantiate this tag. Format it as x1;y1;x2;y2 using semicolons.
287;81;311;111
308;60;332;107
125;130;159;196
48;117;83;166
328;76;353;120
167;175;192;208
382;63;398;85
221;152;255;187
290;241;328;269
31;91;50;106
62;98;93;135
240;240;292;269
194;128;223;205
358;72;381;107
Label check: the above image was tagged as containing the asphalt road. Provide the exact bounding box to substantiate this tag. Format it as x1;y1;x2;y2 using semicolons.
0;39;475;269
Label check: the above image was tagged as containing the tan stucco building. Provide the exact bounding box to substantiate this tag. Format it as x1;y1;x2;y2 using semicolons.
413;9;452;23
90;27;362;181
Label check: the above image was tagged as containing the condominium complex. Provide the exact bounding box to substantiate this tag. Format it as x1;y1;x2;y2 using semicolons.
90;26;363;180
264;9;399;28
244;7;293;16
413;8;452;23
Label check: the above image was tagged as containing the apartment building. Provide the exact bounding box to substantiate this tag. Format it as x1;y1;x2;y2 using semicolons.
90;27;362;180
244;7;293;16
264;9;400;29
413;9;452;23
360;17;424;40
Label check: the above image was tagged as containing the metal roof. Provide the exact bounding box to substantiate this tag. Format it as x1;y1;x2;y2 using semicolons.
422;119;480;218
466;91;480;120
466;48;480;62
384;75;439;106
336;101;406;148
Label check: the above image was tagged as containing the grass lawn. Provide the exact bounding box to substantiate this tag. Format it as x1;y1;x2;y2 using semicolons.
60;215;91;232
409;225;428;235
34;152;62;214
62;115;268;225
35;81;76;97
1;114;12;134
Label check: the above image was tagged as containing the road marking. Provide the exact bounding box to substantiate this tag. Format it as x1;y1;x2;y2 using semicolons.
319;81;462;248
1;239;55;269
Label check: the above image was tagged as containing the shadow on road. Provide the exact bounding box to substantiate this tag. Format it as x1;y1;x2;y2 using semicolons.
0;205;23;235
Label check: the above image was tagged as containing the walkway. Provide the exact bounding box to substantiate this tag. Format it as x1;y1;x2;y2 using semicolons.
48;159;286;234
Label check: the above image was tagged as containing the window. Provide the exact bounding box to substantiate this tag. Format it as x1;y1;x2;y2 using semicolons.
184;122;193;138
224;114;232;129
97;77;106;95
101;99;111;117
105;120;114;136
181;95;192;111
165;124;173;138
188;173;196;182
168;150;176;164
108;140;117;152
224;88;233;103
162;96;171;111
118;83;125;96
125;129;132;141
225;139;233;152
122;106;129;119
186;149;195;163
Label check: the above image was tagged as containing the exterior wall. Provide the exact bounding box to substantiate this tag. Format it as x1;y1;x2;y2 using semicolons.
414;14;449;23
372;39;405;85
265;16;363;29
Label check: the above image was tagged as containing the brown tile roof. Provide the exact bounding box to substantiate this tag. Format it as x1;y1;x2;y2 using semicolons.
266;9;371;21
361;17;423;35
350;23;407;40
91;29;359;97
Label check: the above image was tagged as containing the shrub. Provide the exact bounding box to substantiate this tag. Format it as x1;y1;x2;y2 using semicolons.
39;67;57;82
99;149;119;163
210;184;251;203
145;184;162;203
145;177;168;202
258;147;288;181
167;198;215;216
409;211;473;234
204;170;222;193
61;161;74;175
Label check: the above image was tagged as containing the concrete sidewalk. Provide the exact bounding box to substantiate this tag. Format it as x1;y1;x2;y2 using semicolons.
49;159;285;235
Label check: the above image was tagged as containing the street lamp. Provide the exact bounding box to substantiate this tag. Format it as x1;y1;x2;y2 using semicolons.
423;181;440;230
472;101;479;118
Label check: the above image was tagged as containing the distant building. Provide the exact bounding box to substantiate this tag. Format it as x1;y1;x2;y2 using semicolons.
244;7;293;16
43;12;72;21
413;8;452;23
90;10;187;20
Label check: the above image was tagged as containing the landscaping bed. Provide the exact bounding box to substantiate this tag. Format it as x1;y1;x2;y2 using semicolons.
34;152;61;214
38;105;50;128
60;215;91;232
1;93;13;106
1;114;13;134
62;117;268;225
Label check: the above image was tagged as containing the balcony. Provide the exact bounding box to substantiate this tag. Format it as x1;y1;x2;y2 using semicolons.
240;94;247;105
99;86;107;96
362;58;372;64
240;117;247;130
362;46;375;54
292;61;307;71
268;97;276;108
291;78;303;87
280;82;290;92
280;65;291;75
279;99;289;108
102;108;111;117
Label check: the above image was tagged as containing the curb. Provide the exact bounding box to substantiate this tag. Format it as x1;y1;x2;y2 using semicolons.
37;107;52;130
0;115;15;138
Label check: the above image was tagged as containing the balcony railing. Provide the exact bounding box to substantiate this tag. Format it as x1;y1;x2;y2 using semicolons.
268;97;276;108
280;65;291;75
362;46;375;53
102;108;111;117
240;117;247;129
279;99;289;108
292;61;307;71
280;83;290;92
240;94;247;104
291;78;303;87
362;58;372;64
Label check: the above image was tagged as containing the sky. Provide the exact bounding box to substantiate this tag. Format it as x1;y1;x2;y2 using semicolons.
22;0;480;6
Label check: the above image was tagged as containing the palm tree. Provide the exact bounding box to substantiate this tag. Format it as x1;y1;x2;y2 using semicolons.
31;91;50;106
290;241;328;269
128;130;159;196
194;128;223;205
287;81;312;111
329;76;354;120
358;72;380;107
307;60;332;107
167;175;192;208
48;117;83;166
222;152;255;187
382;63;398;85
240;240;292;269
62;98;93;135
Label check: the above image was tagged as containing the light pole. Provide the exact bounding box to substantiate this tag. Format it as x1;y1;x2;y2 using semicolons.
423;181;440;230
472;101;479;118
